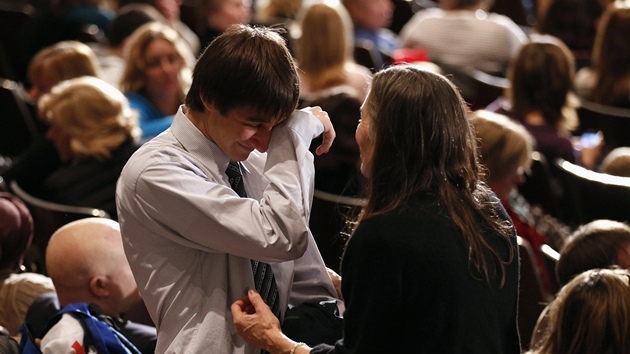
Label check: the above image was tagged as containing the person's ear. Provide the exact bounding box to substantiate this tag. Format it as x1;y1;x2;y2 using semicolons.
200;95;214;113
89;276;111;298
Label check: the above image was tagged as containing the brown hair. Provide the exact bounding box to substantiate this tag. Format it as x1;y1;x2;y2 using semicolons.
361;64;514;285
28;41;101;96
508;35;578;132
185;25;299;124
529;268;630;354
591;4;630;106
556;219;630;286
296;3;353;92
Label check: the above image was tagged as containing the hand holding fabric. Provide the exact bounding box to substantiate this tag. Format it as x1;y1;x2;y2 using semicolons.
231;289;309;354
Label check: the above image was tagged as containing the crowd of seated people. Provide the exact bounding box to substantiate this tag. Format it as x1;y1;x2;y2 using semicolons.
1;40;103;200
3;75;141;219
4;0;630;352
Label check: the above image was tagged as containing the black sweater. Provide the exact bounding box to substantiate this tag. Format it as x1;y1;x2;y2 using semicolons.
312;195;521;354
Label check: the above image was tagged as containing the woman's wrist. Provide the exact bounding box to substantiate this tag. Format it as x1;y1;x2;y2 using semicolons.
270;332;311;354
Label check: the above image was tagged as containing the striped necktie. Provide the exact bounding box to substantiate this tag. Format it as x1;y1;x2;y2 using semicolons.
226;161;281;318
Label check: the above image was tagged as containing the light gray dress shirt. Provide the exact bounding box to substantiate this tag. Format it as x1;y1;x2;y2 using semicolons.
116;107;341;354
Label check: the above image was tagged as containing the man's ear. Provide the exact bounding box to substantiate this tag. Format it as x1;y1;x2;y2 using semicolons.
200;95;214;112
89;276;111;298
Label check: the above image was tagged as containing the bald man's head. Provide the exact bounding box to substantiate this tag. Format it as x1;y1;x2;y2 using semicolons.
46;218;140;316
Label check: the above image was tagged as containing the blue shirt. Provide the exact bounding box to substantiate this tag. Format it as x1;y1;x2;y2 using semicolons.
125;93;174;139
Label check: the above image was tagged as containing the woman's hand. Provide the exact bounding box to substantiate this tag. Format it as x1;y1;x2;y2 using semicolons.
301;106;336;156
231;289;302;354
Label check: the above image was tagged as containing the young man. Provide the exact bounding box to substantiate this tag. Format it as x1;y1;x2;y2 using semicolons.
116;25;340;353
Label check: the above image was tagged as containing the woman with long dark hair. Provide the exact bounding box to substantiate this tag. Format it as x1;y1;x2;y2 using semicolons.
231;64;521;353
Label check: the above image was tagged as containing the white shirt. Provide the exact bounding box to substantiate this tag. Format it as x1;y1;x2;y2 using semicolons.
116;107;341;354
40;314;97;354
400;8;529;74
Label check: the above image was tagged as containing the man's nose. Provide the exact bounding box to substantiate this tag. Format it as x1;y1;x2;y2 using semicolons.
251;127;272;153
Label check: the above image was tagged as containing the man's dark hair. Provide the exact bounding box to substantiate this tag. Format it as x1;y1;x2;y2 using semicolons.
185;25;299;124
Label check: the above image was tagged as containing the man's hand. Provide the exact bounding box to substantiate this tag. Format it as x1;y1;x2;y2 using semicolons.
301;106;336;155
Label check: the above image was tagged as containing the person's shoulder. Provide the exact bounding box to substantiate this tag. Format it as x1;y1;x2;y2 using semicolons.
348;199;455;259
118;137;178;181
411;7;444;20
400;8;445;44
486;12;528;34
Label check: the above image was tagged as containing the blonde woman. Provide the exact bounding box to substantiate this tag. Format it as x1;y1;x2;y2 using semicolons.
36;76;141;218
471;110;561;293
296;3;372;102
120;21;191;139
27;40;102;103
527;268;630;354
